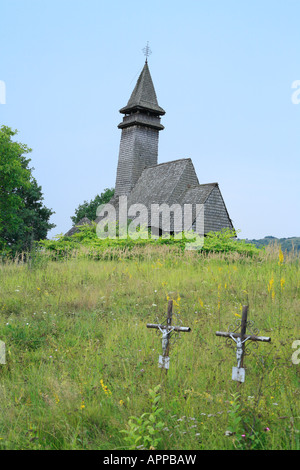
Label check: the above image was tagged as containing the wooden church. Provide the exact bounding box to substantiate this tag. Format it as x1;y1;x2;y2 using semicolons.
66;56;234;237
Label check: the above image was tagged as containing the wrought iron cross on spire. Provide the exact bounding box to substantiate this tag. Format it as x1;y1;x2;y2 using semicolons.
142;41;152;62
147;300;191;371
216;305;271;383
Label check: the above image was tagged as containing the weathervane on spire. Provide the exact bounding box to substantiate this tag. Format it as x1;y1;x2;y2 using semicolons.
142;41;152;63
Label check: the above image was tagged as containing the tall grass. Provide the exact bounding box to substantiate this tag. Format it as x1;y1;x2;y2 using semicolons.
0;245;299;450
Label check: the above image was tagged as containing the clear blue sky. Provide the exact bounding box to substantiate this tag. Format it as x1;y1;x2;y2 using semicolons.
1;0;299;239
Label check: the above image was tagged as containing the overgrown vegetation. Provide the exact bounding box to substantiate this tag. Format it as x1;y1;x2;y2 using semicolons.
0;241;299;450
38;226;261;261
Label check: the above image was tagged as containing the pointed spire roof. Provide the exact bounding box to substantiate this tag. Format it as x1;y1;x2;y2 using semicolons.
119;61;165;115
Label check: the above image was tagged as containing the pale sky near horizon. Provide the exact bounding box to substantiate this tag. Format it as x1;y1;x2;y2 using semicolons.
1;0;299;240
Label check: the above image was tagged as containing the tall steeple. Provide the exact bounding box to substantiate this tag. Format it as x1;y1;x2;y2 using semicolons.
115;57;165;197
119;61;165;117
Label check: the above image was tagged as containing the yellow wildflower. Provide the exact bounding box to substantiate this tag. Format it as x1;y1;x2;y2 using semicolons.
272;290;275;300
280;278;285;290
268;276;274;293
278;247;284;266
100;379;112;396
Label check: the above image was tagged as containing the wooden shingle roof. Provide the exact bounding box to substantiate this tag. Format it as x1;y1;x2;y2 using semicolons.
180;183;218;205
119;61;165;116
64;217;92;237
127;158;198;208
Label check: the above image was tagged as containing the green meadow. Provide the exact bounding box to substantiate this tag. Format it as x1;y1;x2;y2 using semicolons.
0;242;299;450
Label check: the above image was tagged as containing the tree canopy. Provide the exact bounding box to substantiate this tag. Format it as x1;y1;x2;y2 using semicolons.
0;126;55;255
71;188;115;225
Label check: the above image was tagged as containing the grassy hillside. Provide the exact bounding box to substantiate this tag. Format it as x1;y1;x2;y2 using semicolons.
0;244;299;450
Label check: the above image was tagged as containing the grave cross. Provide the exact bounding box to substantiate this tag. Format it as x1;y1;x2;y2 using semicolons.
147;300;191;371
216;305;271;383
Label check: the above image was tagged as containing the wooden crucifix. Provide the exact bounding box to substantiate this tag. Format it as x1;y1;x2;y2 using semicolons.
147;300;191;371
216;305;271;383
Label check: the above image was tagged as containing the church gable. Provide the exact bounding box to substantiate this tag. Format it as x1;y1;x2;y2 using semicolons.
180;183;233;234
169;159;199;204
202;185;233;233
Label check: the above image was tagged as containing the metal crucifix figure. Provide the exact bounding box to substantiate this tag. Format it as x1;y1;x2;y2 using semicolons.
158;323;176;357
230;334;251;369
216;305;271;383
147;300;191;371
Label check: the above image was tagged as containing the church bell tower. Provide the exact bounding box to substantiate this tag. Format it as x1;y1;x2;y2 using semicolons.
115;53;165;197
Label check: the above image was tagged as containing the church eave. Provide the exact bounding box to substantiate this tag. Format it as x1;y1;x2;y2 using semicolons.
119;104;165;116
118;120;164;131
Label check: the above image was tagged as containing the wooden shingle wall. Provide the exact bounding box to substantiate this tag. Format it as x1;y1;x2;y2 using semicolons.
115;124;160;196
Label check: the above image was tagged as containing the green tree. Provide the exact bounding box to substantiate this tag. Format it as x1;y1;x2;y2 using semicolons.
71;188;115;225
0;126;55;255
